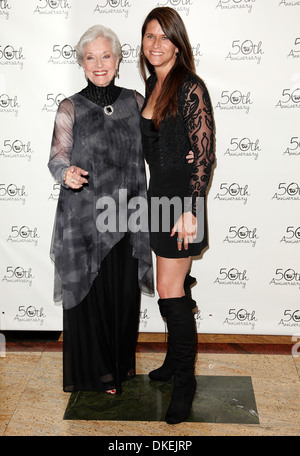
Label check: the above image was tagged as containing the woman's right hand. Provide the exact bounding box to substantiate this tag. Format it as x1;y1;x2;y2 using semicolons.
171;211;197;251
63;165;89;189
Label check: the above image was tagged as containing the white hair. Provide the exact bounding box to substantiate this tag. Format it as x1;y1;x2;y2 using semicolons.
74;24;122;66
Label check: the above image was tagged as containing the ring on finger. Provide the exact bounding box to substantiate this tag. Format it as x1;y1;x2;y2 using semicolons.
177;237;184;243
71;178;76;183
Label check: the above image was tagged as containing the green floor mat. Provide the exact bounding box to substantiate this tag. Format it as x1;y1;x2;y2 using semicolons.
64;375;259;424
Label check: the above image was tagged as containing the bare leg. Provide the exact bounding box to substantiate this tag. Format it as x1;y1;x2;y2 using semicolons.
156;255;191;299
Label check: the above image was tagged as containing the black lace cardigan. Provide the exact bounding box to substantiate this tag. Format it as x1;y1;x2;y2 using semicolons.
143;72;215;213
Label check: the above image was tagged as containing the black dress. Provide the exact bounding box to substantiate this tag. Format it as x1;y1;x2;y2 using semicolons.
141;117;208;259
48;80;154;395
63;233;140;394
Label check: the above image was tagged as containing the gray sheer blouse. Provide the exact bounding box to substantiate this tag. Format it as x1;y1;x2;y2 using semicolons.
48;88;154;310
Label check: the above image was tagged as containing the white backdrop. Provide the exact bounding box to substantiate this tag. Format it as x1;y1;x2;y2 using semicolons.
0;0;299;336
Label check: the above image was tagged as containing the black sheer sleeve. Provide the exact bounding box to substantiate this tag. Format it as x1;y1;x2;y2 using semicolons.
182;78;215;214
134;90;145;112
48;98;74;187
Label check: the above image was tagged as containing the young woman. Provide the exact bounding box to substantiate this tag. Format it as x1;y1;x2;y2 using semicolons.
139;7;215;424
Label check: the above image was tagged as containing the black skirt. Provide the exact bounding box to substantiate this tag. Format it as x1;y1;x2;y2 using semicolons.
62;234;140;395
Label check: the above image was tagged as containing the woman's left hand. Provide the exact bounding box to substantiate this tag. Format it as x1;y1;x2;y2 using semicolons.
186;150;194;164
171;211;197;251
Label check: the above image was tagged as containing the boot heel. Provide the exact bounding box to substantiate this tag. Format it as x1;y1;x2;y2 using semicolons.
165;375;196;424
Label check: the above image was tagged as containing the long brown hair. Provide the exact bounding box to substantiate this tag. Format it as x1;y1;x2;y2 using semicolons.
139;7;196;127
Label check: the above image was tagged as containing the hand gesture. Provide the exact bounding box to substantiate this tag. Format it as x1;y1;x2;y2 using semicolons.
171;211;197;251
64;165;88;189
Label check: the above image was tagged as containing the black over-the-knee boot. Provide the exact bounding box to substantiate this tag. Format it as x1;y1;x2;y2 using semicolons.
148;298;176;382
148;274;197;382
160;295;197;424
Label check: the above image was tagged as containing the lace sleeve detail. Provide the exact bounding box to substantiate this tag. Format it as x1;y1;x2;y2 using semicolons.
48;98;74;186
182;78;215;214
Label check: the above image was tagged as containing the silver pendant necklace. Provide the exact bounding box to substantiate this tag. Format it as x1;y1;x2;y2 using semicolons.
104;105;114;116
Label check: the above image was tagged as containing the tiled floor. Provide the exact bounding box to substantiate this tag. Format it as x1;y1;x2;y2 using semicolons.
1;335;300;436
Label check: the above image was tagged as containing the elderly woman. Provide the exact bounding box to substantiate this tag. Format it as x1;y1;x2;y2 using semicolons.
48;25;154;395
